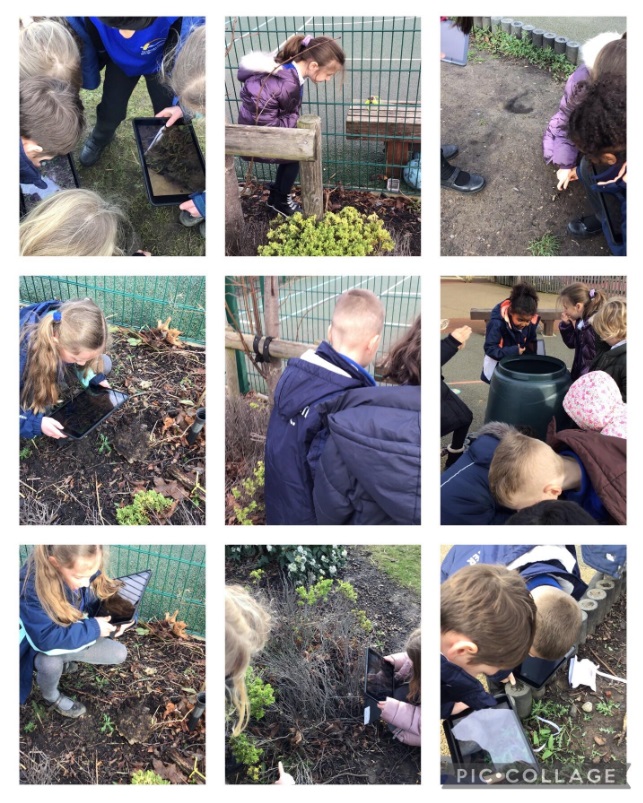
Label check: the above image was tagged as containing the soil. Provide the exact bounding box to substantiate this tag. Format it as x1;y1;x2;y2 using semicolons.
19;620;206;785
19;327;206;526
233;184;421;256
441;47;614;256
21;155;79;216
225;547;421;784
146;125;205;196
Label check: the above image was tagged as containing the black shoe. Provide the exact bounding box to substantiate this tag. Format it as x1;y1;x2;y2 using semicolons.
441;166;486;194
567;215;602;237
441;144;459;160
267;193;303;218
79;134;113;167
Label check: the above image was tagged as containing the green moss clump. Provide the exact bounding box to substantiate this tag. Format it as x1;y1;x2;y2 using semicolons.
258;207;394;256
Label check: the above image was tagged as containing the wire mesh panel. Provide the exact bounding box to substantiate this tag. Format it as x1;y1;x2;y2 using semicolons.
20;275;206;345
225;16;421;194
227;275;421;393
19;545;205;637
494;276;627;296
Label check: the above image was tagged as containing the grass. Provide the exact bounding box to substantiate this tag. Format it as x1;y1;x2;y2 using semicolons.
365;545;421;595
77;80;205;256
470;28;575;82
527;233;561;256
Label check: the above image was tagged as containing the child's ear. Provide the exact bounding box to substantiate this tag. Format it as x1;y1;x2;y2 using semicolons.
21;137;43;158
543;482;563;500
602;153;618;166
327;323;333;343
368;333;381;354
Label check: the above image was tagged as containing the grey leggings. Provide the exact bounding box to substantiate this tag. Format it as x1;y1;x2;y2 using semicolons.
34;638;127;701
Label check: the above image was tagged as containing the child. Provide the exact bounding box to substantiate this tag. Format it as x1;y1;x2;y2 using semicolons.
441;421;626;524
20;75;85;199
264;289;384;525
441;323;473;468
481;282;540;383
19;189;145;256
20;17;82;88
441;564;537;718
566;75;626;254
543;32;625;191
377;628;421;746
225;585;294;784
558;282;607;380
237;34;345;217
591;298;626;401
441;546;585;663
157;23;206;235
20;545;131;717
312;317;421;525
20;298;111;440
563;371;627;439
65;16;205;166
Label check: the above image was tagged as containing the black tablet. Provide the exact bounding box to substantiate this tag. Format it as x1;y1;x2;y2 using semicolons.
95;569;152;627
132;117;205;206
20;153;80;217
50;387;129;440
513;646;575;689
441;19;470;66
443;695;539;773
363;647;395;724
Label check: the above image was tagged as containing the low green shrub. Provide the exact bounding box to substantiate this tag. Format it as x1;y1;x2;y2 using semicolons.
226;545;348;581
116;490;173;525
131;770;170;785
230;460;265;525
258;207;394;256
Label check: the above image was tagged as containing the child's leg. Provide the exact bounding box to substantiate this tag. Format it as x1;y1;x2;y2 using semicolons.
267;162;302;217
143;73;177;115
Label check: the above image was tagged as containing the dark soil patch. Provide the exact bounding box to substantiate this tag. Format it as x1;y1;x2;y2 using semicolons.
226;547;421;784
20;624;206;785
19;328;206;525
231;184;420;256
441;49;615;256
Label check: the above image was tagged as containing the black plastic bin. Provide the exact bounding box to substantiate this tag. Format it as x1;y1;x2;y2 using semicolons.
484;355;572;440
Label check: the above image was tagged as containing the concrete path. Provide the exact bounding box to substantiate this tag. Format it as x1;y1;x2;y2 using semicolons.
516;17;626;43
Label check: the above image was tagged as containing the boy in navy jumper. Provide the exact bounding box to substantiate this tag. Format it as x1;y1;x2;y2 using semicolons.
441;564;536;718
66;16;204;166
264;289;384;525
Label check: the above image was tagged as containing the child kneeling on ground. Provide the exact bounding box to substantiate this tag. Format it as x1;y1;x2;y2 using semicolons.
377;628;421;746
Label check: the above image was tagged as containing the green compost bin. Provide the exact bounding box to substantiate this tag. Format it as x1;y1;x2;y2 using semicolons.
484;355;572;441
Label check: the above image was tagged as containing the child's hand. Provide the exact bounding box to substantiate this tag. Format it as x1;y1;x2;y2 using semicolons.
377;699;390;710
179;200;201;218
95;616;116;637
451;325;472;346
113;620;135;638
98;379;111;389
598;162;627;186
518;346;526;355
41;416;67;439
155;106;184;128
383;655;395;664
274;761;296;785
556;167;577;191
451;701;470;715
133;250;152;257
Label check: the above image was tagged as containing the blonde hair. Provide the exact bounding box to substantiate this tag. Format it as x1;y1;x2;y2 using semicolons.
20;75;84;156
20;18;81;90
20;298;110;413
20;189;131;256
225;585;271;736
406;628;421;702
489;430;562;509
330;289;384;347
22;546;121;626
533;589;582;660
164;24;205;114
592;297;626;342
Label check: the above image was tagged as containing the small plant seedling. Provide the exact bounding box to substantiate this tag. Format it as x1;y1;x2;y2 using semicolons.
24;721;37;733
100;713;115;735
249;569;265;584
116;489;173;525
131;769;170;785
596;700;620;716
94;674;110;689
527;233;561;257
98;433;112;454
20;445;33;460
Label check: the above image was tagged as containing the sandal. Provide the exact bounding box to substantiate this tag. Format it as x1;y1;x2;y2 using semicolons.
47;693;86;719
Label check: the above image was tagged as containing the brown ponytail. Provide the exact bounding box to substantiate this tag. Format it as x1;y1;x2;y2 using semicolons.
275;34;345;69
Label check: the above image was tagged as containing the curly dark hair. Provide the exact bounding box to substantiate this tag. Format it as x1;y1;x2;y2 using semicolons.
509;282;539;317
566;75;626;162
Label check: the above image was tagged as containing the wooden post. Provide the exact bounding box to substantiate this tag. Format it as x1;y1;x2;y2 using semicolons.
225;154;244;255
297;115;323;220
263;277;282;404
225;347;240;396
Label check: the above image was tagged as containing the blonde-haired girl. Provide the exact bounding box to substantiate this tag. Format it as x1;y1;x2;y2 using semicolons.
591;297;626;400
20;546;131;717
20;297;111;439
20;189;137;256
377;628;421;746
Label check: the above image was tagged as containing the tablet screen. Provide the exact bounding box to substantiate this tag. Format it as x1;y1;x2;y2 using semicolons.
365;648;395;701
513;653;567;689
20;154;80;216
95;570;152;625
441;19;470;66
133;119;205;205
51;387;129;439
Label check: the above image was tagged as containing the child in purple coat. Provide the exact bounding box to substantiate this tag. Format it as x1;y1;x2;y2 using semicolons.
237;34;344;217
543;32;625;191
558;282;608;381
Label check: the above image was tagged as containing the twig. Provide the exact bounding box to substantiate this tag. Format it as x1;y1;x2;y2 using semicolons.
95;474;105;525
586;645;622;680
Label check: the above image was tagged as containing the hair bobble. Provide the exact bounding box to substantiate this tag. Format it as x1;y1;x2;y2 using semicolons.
52;310;62;322
301;35;312;47
589;289;596;299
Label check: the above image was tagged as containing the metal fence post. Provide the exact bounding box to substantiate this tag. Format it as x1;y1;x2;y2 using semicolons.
297;115;324;220
225;277;249;395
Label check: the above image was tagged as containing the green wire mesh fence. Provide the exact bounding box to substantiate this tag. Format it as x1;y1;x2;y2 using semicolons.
19;545;205;637
226;275;421;394
225;16;421;194
493;276;627;296
20;276;206;345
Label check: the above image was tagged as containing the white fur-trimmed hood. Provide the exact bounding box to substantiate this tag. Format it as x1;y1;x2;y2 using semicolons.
580;31;622;70
238;51;282;76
